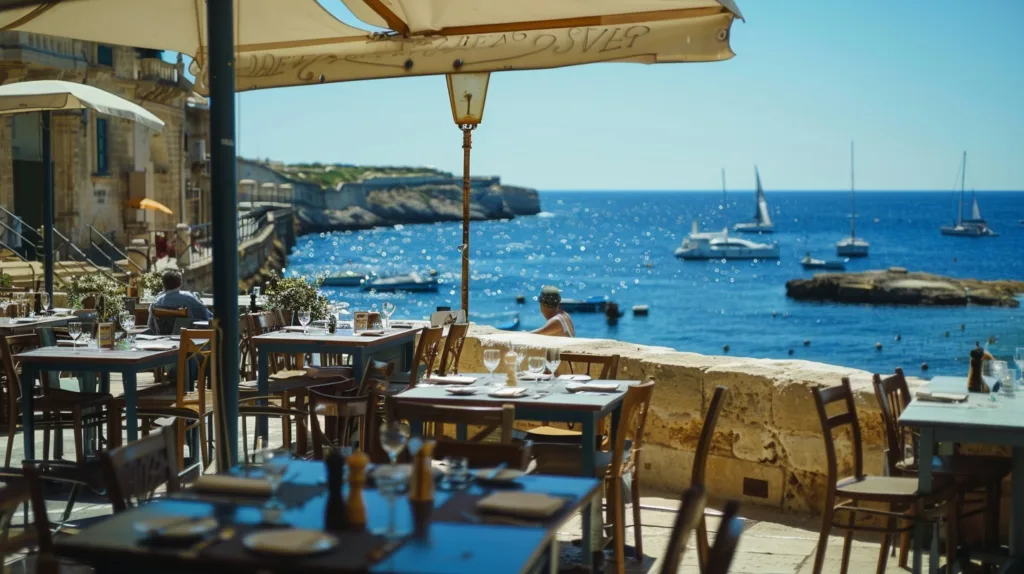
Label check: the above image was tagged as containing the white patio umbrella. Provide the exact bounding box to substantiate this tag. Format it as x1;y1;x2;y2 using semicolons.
0;80;165;306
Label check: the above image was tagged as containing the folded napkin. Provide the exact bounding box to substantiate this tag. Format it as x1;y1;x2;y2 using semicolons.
390;322;414;328
565;382;620;393
193;475;272;497
305;366;351;379
135;334;164;341
477;492;566;519
915;391;968;403
559;374;592;382
518;372;553;381
360;330;385;337
137;342;176;351
425;375;477;385
489;387;529;398
283;326;307;333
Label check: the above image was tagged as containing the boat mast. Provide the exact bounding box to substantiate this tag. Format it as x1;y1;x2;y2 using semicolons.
721;168;727;207
957;151;966;226
849;141;856;240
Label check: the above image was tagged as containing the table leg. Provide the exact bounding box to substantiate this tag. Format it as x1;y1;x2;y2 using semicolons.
123;371;138;443
914;427;936;574
257;348;269;441
351;349;365;387
1011;447;1024;556
456;424;468;441
581;412;599;572
403;338;414;372
21;366;37;461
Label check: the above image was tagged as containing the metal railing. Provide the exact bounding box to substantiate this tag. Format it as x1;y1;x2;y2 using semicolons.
89;225;145;275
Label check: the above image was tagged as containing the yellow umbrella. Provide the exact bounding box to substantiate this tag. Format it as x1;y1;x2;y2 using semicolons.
128;197;174;215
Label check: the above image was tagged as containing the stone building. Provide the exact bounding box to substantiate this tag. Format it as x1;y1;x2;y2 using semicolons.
0;31;209;258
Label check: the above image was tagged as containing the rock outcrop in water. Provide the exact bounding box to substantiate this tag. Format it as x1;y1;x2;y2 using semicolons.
786;267;1024;307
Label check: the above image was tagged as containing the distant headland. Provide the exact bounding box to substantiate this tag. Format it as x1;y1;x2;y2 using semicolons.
786;267;1024;307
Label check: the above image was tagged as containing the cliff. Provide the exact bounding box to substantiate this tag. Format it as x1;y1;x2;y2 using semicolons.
786;267;1024;307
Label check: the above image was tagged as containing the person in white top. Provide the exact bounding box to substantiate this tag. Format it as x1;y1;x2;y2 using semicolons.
531;286;575;337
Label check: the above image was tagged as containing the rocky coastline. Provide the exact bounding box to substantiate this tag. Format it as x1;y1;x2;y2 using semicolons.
786;267;1024;307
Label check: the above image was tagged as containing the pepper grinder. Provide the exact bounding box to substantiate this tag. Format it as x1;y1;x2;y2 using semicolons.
346;451;368;530
408;439;435;539
324;447;348;531
504;350;518;387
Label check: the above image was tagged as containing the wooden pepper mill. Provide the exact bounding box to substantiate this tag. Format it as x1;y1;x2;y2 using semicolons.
967;342;991;393
408;439;436;539
346;451;369;530
504;350;518;386
324;447;348;531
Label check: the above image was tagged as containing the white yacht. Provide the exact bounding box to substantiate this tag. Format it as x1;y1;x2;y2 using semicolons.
836;142;870;257
733;167;775;233
941;152;998;237
676;222;780;260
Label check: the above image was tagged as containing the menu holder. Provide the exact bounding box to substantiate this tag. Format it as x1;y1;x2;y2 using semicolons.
353;312;369;333
96;322;116;349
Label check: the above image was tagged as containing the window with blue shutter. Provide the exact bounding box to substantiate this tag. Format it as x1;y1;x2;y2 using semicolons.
96;118;108;174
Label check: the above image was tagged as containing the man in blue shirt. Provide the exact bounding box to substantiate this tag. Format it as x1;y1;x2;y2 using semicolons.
147;270;212;334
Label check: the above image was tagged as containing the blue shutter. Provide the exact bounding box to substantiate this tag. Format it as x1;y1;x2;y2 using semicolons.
96;118;108;174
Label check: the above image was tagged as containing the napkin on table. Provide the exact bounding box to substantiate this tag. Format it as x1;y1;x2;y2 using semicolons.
193;475;272;496
915;391;968;403
565;382;620;393
425;375;477;385
360;330;385;337
489;387;529;398
477;492;566;519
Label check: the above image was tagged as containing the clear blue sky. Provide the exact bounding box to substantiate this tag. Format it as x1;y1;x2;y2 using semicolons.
232;1;1024;192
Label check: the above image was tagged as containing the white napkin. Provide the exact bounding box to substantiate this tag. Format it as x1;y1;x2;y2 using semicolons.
915;391;968;403
137;342;176;351
426;375;477;385
559;374;592;382
283;326;307;333
489;387;529;398
477;492;566;519
565;382;620;393
518;372;553;381
193;475;272;496
135;334;164;341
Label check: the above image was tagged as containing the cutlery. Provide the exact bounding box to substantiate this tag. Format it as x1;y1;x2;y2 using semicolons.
485;463;508;481
531;391;550;400
182;527;235;558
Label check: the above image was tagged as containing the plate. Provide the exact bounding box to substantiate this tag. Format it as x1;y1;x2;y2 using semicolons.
487;389;529;399
474;468;525;487
242;529;339;556
133;516;218;541
445;387;477;396
559;374;592;382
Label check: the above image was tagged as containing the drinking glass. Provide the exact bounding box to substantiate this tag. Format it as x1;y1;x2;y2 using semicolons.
1015;347;1024;385
255;445;290;516
68;321;83;348
545;348;561;376
984;360;1013;397
381;301;397;331
379;421;409;465
119;312;137;350
441;456;470;491
373;465;410;539
483;349;501;380
527;356;546;380
514;347;526;373
298;310;311;333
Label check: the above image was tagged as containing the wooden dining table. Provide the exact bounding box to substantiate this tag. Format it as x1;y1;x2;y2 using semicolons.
899;375;1024;574
396;373;633;572
55;458;600;574
0;314;70;335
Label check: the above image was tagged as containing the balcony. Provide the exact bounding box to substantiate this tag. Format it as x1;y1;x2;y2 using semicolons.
138;58;183;86
0;31;87;72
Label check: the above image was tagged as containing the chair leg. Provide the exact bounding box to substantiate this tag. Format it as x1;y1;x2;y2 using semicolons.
899;512;911;568
946;494;959;574
812;504;834;574
42;413;51;459
72;407;84;463
630;471;643;561
198;413;209;469
696;515;710;573
840;503;857;574
176;418;186;470
609;479;625;574
5;399;16;467
877;505;894;574
107;404;122;448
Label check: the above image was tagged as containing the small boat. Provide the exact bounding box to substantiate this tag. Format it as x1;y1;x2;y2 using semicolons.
836;141;870;257
495;313;520;331
676;222;780;260
362;272;438;293
321;270;367;287
733;167;775;233
941;152;998;237
801;253;846;271
560;296;609;313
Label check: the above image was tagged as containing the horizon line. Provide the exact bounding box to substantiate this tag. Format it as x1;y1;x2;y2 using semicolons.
537;188;1024;193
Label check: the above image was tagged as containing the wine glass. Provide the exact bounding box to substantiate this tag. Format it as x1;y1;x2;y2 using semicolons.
1014;347;1024;385
298;310;311;334
527;356;546;381
984;360;1012;396
255;444;290;519
379;421;409;465
373;465;410;539
39;292;49;313
514;347;526;373
545;348;561;376
68;321;82;348
337;301;351;329
483;349;501;380
381;301;397;332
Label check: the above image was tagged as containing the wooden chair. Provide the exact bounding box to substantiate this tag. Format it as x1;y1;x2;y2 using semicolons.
389;399;515;445
873;367;1010;567
526;352;621;440
134;329;215;470
0;465;62;574
394;326;444;388
532;380;656;574
150;306;188;335
237;398;311;463
681;386;728;571
1;333;121;466
300;362;392;458
436;322;469;376
658;485;707;574
99;427;181;512
811;378;956;574
705;500;744;574
434;439;533;470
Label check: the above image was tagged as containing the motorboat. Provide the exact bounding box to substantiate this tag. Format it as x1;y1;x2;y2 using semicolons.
495;313;520;331
836;142;870;257
560;296;609;313
676;222;780;260
321;270;368;287
361;272;438;293
801;253;846;271
941;152;998;237
733;167;775;233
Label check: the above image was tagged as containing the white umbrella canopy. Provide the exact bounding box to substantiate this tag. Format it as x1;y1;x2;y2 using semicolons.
0;1;742;93
0;80;165;130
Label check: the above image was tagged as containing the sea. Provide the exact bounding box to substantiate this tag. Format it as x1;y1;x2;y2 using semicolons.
284;191;1024;377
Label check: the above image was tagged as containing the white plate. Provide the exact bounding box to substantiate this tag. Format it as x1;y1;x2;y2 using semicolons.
133;516;218;541
243;529;339;556
487;388;529;399
559;374;593;382
445;387;478;396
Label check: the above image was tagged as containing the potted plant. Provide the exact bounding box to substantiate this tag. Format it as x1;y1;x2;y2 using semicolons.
138;270;164;300
0;272;12;289
264;274;327;324
66;274;125;322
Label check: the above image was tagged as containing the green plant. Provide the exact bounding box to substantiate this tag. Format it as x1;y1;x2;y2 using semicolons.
66;274;125;321
0;272;12;288
138;271;164;296
264;274;327;320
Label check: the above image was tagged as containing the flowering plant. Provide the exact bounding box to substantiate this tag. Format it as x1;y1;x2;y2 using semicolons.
66;274;125;321
138;271;164;297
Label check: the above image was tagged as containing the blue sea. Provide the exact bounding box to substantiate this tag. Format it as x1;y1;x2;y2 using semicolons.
284;191;1024;377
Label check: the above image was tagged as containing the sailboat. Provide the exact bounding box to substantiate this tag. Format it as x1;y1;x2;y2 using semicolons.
940;152;998;237
721;168;727;209
836;141;869;257
732;167;774;233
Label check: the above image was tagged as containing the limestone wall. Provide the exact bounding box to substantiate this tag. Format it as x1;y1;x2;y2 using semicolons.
459;326;918;515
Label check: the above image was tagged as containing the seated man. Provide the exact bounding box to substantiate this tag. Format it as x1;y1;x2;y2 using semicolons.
147;270;212;334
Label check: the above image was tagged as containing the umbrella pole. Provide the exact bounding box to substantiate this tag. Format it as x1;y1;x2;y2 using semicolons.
208;0;239;471
460;126;474;316
41;111;54;308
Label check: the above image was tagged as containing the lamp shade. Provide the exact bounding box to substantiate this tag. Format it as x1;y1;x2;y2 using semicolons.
446;72;490;126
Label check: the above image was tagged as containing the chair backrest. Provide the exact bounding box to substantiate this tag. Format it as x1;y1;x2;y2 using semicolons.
705;500;743;574
237;396;311;461
408;326;444;386
100;427;181;512
174;329;214;406
437;322;469;376
811;378;864;487
691;386;728;486
357;359;395;396
434;439;533;471
307;389;372;460
133;306;150;327
0;332;51;403
389;399;515;444
153;306;189;318
609;380;655;478
872;368;912;476
151;306;188;335
558;353;620;380
659;484;707;574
